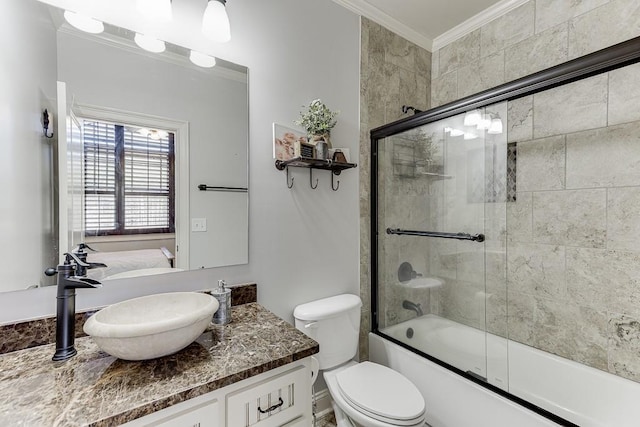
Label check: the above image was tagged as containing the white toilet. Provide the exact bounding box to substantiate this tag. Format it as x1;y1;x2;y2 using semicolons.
294;294;426;427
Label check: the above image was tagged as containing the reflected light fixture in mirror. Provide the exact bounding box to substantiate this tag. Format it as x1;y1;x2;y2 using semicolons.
137;0;173;23
63;11;104;34
190;50;217;68
463;109;481;127
134;33;166;53
202;0;231;43
488;117;504;134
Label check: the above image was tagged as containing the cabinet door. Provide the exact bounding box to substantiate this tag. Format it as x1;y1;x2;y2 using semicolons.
226;365;310;427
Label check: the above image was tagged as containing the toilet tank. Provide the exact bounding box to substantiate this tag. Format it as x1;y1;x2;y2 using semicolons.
294;294;362;370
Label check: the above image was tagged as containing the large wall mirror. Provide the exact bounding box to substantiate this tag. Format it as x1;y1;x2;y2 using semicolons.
2;0;248;294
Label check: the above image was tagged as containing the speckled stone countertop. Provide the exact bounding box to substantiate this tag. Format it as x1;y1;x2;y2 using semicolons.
0;303;318;427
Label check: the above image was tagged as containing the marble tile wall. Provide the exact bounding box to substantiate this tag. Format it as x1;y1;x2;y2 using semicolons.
429;0;640;383
431;0;640;108
359;17;431;361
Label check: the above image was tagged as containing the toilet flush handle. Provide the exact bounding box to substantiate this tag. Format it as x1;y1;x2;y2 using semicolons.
304;321;318;329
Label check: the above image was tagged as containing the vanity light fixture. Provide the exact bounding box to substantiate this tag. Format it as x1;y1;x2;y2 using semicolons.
463;132;478;140
137;128;169;140
63;10;104;34
202;0;231;43
477;113;492;131
449;128;465;137
189;50;217;68
463;109;481;127
487;116;504;134
134;33;166;53
136;0;173;23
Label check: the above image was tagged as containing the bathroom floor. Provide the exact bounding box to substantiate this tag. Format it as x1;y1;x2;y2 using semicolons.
316;411;336;427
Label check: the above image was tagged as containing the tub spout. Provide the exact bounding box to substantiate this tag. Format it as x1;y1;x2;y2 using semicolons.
402;300;423;317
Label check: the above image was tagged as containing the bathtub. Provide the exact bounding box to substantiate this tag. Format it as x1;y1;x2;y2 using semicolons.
370;315;640;427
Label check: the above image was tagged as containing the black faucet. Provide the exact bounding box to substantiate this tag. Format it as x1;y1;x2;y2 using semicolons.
45;252;105;361
402;300;424;317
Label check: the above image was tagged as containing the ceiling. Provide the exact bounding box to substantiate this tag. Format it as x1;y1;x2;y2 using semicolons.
334;0;514;51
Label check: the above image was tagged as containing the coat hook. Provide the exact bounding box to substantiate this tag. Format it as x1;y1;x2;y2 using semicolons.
309;169;318;189
331;172;340;191
286;167;294;188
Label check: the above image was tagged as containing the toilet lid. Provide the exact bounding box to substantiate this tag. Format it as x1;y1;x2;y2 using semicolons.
336;362;425;424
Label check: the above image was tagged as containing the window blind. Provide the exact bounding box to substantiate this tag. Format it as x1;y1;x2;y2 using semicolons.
83;120;175;235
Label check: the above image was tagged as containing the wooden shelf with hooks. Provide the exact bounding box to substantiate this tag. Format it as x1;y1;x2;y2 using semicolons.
274;157;357;191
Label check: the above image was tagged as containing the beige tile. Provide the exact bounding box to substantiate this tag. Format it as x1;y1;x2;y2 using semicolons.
506;291;536;343
536;0;610;34
386;32;416;72
566;121;640;189
504;24;568;82
566;247;640;317
516;136;565;191
607;187;640;252
439;29;481;76
608;62;640;126
431;49;440;80
437;279;486;330
457;51;505;99
507;192;533;243
533;189;607;248
533;73;608;139
568;0;640;59
431;71;458;108
506;242;566;299
481;1;535;57
608;314;640;382
507;96;533;143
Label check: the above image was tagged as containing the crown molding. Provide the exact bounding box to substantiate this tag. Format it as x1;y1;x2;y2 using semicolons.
432;0;530;51
332;0;433;51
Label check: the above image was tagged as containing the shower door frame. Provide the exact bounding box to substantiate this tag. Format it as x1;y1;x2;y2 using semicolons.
369;35;640;426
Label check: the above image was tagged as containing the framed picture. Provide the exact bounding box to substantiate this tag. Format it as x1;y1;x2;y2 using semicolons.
272;123;308;161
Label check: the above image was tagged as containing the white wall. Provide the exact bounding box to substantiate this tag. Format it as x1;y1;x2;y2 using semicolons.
0;0;360;325
0;0;58;291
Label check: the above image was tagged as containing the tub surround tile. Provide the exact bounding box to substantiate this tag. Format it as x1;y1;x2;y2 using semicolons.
507;96;533;143
438;30;481;76
608;314;640;382
0;283;258;355
507;192;533;242
535;0;610;34
568;0;640;59
532;189;607;248
504;24;568;82
0;303;318;427
506;242;566;300
457;51;505;99
608;63;640;126
607;187;640;251
533;74;608;139
566;121;640;189
566;248;640;317
431;71;458;108
481;1;535;57
516;136;565;191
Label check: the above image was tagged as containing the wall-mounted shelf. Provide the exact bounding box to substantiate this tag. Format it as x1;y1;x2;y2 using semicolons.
274;157;357;191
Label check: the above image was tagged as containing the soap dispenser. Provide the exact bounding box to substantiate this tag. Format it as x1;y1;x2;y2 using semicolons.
211;279;231;325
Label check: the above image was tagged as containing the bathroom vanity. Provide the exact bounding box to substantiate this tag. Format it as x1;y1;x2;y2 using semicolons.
0;302;318;426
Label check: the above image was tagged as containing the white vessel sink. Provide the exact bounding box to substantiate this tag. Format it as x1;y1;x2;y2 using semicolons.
83;292;218;360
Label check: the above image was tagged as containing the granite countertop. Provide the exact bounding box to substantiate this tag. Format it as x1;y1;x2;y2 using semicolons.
0;303;319;427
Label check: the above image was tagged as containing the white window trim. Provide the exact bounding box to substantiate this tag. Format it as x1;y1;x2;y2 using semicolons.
74;103;190;271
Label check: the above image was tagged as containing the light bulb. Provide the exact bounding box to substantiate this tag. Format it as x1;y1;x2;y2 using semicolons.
463;109;481;127
202;0;231;43
488;118;504;134
63;11;104;34
190;50;217;68
137;0;172;23
134;33;166;53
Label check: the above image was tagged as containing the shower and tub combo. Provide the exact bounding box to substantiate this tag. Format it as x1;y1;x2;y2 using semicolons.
368;36;640;426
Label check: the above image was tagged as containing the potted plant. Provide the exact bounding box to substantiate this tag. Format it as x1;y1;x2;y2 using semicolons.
295;99;339;149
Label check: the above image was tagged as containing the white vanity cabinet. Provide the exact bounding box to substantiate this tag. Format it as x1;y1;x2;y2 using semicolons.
121;358;312;427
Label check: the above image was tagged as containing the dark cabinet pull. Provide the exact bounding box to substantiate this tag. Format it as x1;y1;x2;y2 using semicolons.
258;397;284;414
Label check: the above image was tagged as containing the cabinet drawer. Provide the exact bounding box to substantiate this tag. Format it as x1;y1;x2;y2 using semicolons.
121;395;219;427
226;365;309;427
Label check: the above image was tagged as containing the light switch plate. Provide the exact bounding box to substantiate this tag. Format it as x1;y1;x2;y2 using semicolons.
191;218;207;232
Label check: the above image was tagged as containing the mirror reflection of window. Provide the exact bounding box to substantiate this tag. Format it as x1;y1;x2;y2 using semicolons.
83;119;175;236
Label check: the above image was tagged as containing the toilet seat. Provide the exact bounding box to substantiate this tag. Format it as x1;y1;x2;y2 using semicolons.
325;361;426;427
